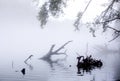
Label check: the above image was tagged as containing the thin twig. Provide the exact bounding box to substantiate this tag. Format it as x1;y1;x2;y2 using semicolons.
24;55;33;63
102;0;116;18
109;33;120;42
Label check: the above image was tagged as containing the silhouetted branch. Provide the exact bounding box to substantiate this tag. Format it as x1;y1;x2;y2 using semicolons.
38;2;49;28
24;55;33;63
55;52;66;55
107;26;120;32
103;26;120;42
54;41;72;53
41;41;72;60
49;44;55;53
109;32;120;42
103;17;120;23
74;0;93;30
101;0;116;18
38;0;67;27
92;0;120;41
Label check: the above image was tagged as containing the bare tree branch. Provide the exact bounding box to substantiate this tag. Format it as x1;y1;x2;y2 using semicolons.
101;0;116;18
55;53;66;55
40;41;72;60
109;33;120;42
49;44;55;52
101;17;120;23
55;49;67;55
105;26;120;42
74;0;93;30
107;26;120;32
54;41;72;53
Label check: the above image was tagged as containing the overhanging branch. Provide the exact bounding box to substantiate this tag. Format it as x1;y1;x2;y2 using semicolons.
74;0;93;30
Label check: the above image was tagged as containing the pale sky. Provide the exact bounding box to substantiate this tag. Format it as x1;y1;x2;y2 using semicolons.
0;1;119;81
0;0;118;58
47;0;109;23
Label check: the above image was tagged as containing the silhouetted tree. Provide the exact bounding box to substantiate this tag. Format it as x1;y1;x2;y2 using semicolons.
37;0;120;41
94;0;120;41
38;2;49;28
38;0;67;27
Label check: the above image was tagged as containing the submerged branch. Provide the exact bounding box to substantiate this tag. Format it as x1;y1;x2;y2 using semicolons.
41;41;72;60
54;41;72;53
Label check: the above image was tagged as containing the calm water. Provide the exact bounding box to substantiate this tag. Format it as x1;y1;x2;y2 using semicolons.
0;50;120;81
0;0;120;81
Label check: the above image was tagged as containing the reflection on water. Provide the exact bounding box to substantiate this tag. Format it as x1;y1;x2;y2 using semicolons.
21;68;26;75
0;0;120;81
0;52;119;81
76;55;103;76
25;61;34;71
39;54;68;69
24;55;34;71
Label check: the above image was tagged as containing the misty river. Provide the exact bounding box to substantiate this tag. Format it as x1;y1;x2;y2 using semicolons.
0;0;120;81
0;44;120;81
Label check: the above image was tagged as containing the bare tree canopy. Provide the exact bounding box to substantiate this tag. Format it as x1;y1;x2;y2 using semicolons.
94;0;120;41
38;0;67;27
37;0;120;41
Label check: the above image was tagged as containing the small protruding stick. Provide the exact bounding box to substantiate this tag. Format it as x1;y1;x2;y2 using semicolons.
12;61;14;69
49;44;55;53
24;55;33;63
85;43;88;56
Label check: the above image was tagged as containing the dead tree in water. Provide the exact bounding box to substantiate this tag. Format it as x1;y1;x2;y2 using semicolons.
40;41;72;60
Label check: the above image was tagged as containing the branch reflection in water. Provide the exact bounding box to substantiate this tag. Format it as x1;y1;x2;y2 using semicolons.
39;55;68;70
77;55;103;76
24;61;34;71
24;55;34;70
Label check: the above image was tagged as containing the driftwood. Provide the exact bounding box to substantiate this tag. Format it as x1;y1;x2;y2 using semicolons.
40;41;72;60
77;55;103;75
